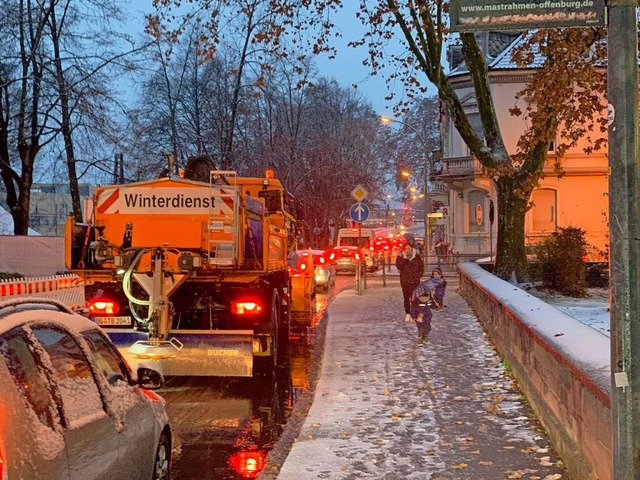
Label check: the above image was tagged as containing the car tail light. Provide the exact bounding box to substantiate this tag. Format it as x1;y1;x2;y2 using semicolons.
329;252;335;261
319;256;325;264
229;450;266;478
369;246;374;251
354;253;361;261
231;301;263;315
299;262;307;270
89;298;120;315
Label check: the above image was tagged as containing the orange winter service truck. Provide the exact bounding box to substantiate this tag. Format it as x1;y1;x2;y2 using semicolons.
65;169;312;377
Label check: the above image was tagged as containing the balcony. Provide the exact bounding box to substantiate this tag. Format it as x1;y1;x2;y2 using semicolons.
440;156;483;179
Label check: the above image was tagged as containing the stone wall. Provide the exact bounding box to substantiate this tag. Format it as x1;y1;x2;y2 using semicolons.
458;263;611;480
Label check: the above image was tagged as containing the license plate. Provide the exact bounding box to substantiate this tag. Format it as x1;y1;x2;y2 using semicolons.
95;316;131;326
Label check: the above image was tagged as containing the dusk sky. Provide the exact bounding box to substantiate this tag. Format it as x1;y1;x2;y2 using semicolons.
125;2;436;117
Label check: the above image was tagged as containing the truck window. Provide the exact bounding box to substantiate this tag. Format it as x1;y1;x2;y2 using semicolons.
258;190;282;213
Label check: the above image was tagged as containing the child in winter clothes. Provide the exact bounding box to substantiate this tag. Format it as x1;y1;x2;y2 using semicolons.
429;267;447;310
409;268;447;344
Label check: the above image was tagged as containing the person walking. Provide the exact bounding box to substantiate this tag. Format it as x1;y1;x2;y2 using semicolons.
396;234;424;322
409;267;448;344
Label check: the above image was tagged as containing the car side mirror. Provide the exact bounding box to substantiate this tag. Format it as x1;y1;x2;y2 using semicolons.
137;367;164;389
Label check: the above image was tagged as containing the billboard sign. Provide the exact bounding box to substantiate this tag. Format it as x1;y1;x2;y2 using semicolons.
450;0;606;31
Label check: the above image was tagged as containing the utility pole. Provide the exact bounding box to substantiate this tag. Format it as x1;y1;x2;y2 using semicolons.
423;152;432;274
379;115;433;273
608;2;640;477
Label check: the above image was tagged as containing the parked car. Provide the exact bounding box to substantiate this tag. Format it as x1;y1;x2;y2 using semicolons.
0;297;172;480
308;249;336;292
329;246;365;274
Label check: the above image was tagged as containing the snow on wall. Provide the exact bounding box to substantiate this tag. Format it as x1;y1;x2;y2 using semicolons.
459;262;611;480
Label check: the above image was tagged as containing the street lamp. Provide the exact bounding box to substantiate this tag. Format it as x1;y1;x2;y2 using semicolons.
380;116;433;272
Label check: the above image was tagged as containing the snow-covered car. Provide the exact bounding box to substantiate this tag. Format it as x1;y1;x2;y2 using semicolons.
0;297;172;480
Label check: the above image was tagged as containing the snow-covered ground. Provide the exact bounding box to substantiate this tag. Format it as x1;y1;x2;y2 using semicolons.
528;287;610;337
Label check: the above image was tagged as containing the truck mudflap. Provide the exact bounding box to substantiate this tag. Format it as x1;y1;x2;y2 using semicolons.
105;329;254;377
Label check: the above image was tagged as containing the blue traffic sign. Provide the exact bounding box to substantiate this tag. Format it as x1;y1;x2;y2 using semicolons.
349;202;370;223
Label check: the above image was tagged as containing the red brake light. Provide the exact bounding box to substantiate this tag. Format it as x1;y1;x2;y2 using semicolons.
229;449;266;478
89;298;120;315
354;253;361;261
329;252;335;261
300;263;307;270
319;256;325;264
231;301;263;315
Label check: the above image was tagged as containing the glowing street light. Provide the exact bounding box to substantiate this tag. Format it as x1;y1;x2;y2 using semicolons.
380;115;433;273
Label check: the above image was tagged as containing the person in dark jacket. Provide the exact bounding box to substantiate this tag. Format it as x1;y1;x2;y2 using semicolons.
396;235;424;322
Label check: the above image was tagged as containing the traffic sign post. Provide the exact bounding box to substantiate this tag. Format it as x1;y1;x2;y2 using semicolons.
349;202;370;223
351;185;368;202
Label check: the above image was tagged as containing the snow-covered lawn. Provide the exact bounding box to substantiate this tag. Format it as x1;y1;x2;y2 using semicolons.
527;287;610;337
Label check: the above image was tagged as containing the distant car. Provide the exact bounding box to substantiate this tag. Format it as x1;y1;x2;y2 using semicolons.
329;246;365;274
0;297;172;480
288;249;317;295
308;249;336;292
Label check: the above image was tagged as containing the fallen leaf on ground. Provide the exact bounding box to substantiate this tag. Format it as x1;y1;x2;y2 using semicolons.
478;460;493;466
451;463;468;470
538;456;554;466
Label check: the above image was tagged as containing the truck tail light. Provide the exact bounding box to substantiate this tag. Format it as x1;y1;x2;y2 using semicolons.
89;298;120;315
231;301;263;315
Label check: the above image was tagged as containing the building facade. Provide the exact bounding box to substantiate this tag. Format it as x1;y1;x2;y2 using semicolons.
438;33;609;261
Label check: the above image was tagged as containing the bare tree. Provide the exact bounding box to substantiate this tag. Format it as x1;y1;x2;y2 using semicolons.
0;0;56;235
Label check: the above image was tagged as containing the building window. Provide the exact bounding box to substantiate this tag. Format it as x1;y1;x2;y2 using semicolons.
531;188;557;232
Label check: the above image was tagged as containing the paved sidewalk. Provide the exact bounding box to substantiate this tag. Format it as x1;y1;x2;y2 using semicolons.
275;272;570;479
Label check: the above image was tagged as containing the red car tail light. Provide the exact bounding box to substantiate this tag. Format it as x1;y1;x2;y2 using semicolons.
231;301;263;315
354;253;361;261
329;252;335;261
318;256;325;264
89;298;120;315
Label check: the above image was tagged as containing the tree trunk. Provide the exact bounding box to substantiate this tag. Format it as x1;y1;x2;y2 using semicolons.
49;2;83;222
493;175;530;282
